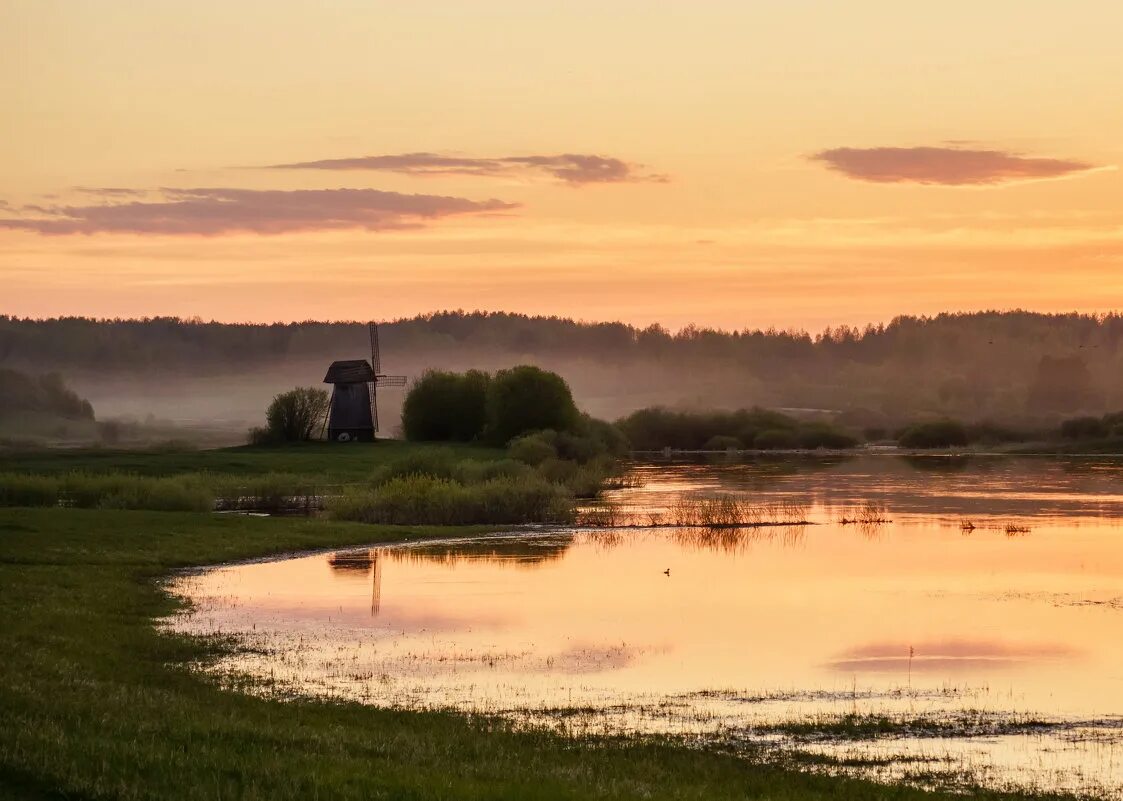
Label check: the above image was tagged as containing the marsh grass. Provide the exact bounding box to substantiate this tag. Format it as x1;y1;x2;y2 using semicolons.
0;470;214;511
668;495;810;528
330;474;576;525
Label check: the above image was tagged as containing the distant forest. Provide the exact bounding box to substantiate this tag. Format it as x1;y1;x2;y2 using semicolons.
2;310;1122;429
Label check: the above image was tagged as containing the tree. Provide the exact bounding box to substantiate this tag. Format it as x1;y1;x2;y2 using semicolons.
263;387;329;442
485;365;579;444
401;369;490;441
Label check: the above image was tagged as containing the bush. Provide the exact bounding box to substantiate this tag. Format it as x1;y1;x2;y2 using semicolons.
795;422;859;450
486;366;579;445
369;448;461;485
898;420;970;449
264;387;330;442
753;429;798;449
0;368;94;421
509;432;558;466
402;370;490;441
617;406;809;451
1060;415;1107;440
704;435;742;450
329;474;574;525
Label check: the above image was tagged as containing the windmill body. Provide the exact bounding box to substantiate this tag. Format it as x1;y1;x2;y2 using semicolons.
323;359;377;442
322;323;406;442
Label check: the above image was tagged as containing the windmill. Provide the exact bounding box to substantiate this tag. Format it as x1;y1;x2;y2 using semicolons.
322;322;407;442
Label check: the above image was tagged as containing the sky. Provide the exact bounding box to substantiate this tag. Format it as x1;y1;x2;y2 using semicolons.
4;0;1123;332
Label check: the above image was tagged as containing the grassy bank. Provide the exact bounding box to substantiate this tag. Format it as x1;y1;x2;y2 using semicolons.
0;506;1055;801
0;440;506;482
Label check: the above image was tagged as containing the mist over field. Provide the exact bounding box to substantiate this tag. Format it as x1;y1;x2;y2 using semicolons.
3;309;1122;444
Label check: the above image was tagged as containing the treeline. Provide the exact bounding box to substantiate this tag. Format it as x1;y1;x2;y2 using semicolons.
9;310;1123;420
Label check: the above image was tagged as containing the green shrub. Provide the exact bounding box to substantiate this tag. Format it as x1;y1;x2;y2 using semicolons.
509;432;558;465
1060;415;1107;440
263;387;329;442
704;435;742;450
402;370;490;441
753;429;799;449
617;406;807;451
486;366;579;445
898;420;970;449
369;448;461;485
795;422;859;449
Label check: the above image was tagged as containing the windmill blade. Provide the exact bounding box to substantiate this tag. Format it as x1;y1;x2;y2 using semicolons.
370;381;380;433
375;374;407;387
369;322;381;374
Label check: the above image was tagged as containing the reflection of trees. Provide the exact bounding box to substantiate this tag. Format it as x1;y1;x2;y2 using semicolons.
385;534;574;568
902;455;974;473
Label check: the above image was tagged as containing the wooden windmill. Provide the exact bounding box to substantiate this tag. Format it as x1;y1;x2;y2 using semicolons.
322;323;407;442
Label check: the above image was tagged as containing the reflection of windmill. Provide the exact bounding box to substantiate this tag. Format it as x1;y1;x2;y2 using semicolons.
370;550;382;617
322;322;407;442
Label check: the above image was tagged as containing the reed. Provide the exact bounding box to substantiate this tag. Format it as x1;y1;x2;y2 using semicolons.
0;471;214;512
329;474;575;525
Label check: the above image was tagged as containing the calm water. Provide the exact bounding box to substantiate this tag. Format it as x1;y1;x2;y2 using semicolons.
168;457;1123;798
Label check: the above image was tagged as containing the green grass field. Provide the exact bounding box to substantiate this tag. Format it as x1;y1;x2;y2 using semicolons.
0;440;506;482
0;499;1069;800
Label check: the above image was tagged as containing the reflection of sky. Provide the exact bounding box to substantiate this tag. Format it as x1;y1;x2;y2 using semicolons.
168;456;1123;798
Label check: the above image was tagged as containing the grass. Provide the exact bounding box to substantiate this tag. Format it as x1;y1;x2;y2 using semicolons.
0;440;507;482
331;474;575;525
0;505;1061;800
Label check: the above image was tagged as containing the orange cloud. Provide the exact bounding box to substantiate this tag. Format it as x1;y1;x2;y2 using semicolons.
811;146;1100;186
0;187;517;236
267;152;667;185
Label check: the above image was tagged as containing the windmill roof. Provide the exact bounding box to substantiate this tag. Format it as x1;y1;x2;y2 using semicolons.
324;359;375;384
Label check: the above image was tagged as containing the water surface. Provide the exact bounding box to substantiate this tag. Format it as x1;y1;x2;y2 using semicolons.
169;457;1123;798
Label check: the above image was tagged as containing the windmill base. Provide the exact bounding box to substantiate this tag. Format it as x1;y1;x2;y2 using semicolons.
327;428;376;443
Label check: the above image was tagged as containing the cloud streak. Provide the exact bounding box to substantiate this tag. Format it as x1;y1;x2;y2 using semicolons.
267;152;666;185
811;146;1101;186
0;187;517;236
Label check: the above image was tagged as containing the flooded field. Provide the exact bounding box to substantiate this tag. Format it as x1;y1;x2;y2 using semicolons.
167;456;1123;798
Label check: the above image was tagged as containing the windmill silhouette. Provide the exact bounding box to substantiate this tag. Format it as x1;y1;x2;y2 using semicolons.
322;322;407;442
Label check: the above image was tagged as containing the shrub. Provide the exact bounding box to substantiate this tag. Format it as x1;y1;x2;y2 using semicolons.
0;368;94;421
795;422;859;450
617;406;804;451
402;370;490;441
753;429;798;449
264;387;329;442
704;435;742;450
509;432;558;466
369;448;461;485
898;420;970;449
486;366;579;444
1060;415;1107;440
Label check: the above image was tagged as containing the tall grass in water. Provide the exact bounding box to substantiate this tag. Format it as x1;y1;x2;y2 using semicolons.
0;471;213;511
330;474;575;525
206;472;324;513
668;495;809;528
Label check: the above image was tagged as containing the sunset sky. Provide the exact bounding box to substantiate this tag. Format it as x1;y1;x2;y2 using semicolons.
4;1;1123;331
